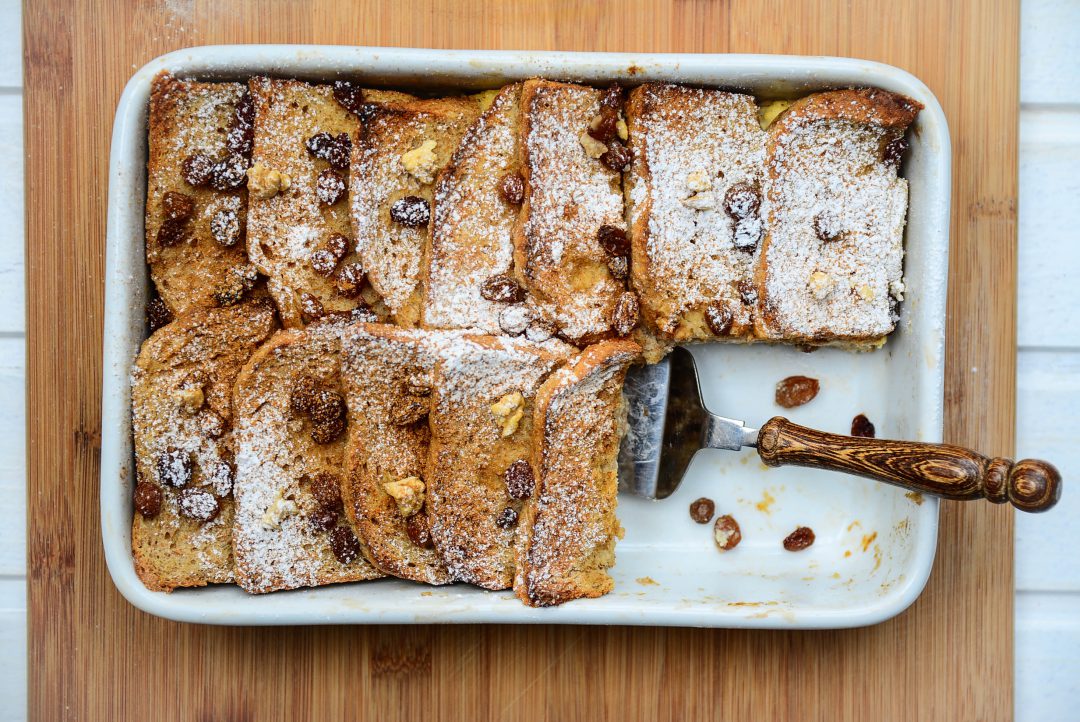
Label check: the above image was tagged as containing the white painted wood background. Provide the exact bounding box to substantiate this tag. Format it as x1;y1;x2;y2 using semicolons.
1;2;1077;718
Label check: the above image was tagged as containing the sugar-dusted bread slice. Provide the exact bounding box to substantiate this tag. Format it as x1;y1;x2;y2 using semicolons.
423;83;537;335
146;73;257;316
625;83;766;342
513;340;640;607
426;334;571;590
247;78;408;328
131;299;278;592
232;315;384;593
340;324;467;584
351;96;482;327
514;79;629;344
754;88;922;346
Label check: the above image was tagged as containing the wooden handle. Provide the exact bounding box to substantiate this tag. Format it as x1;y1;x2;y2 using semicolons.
756;417;1061;513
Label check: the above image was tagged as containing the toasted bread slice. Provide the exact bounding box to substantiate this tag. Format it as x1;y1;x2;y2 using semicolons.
131;299;278;592
340;324;469;584
625;83;766;342
513;340;640;607
247;78;404;327
426;334;571;589
514;79;628;344
146;73;255;316
350;96;482;327
423;84;534;334
753;88;921;346
232;315;384;593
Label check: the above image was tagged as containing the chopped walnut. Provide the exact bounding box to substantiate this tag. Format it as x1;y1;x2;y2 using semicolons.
682;191;717;210
260;488;299;530
490;391;525;437
401;139;439;183
616;118;629;141
856;282;876;301
579;130;608;159
808;271;835;300
382;476;425;518
685;170;712;193
174;384;205;414
247;163;292;200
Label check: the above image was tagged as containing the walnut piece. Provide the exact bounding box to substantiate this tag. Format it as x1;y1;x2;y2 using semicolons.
685;170;712;193
383;476;425;518
808;271;835;300
681;191;716;210
579;131;608;159
174;384;205;414
401;139;438;183
260;488;298;530
490;391;524;437
247;162;292;200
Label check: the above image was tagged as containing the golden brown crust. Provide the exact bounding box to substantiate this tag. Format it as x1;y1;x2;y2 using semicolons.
231;319;383;593
771;88;923;135
145;72;252;316
426;334;571;589
514;340;640;607
131;299;278;592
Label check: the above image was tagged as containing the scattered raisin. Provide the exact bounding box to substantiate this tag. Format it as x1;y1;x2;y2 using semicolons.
306;132;351;170
498;304;533;336
851;414;876;438
156;447;192;488
714;515;742;551
335;263;365;298
504;460;535;499
599;140;631;172
813;213;842;243
290;375;319;415
332;81;365;114
209;153;249;191
308;507;338;532
316;169;346;205
587;111;619;142
738;280;757;306
597;224;630;257
405;513;434;548
210;208;243;247
689;497;715;524
783;526;815;551
162;191;194;221
226;91;254;157
480;274;525;303
309;389;346;444
495;507;519;529
326;233;349;261
178;488;220;522
182;153;214;187
775;375;820;408
329;526;362;563
599;83;624;111
607;255;629;281
308;470;344;512
723;181;761;221
883;136;909;168
498;172;525;205
611;291;640;337
213;263;258;307
525;318;556;343
389;195;430;227
147;297;173;331
300;292;325;323
156;218;188;248
703;302;733;336
133;481;163;518
311;249;339;276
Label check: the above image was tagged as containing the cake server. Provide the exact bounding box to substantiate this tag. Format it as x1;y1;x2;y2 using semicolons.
618;347;1061;512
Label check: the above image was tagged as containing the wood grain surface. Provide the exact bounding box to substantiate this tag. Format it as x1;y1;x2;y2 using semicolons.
24;1;1019;720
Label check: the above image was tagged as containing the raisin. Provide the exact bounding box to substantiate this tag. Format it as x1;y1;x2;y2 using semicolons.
883;136;909;168
587;111;619;142
162;191;194;221
156;447;192;488
290;375;319;415
498;172;525;205
133;481;163;518
689;497;715;524
495;507;519;529
306;132;351;170
783;526;815;551
209;154;249;191
607;255;629;281
300;292;325;323
210;208;243;247
525;319;556;343
308;507;338;532
775;375;820;408
316;169;346;205
504;460;535;499
335;263;365;298
597;224;630;257
213;263;258;307
226;91;254;157
311;249;339;276
405;513;434;548
611;291;640;337
703;302;733;336
156;218;188;248
738;280;757;306
813;213;842;243
326;233;349;260
309;389;346;444
599;83;624;111
333;81;365;114
329;526;362;563
714;515;742;551
389;195;430;227
146;297;173;331
498;304;533;336
307;470;343;512
851;413;876;438
723;181;761;221
599;140;632;172
178;488;220;523
480;274;525;303
182;153;214;187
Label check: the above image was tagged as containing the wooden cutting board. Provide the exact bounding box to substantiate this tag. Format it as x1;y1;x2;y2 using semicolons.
25;1;1019;719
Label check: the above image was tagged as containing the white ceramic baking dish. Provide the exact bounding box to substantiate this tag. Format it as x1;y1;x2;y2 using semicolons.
102;45;950;628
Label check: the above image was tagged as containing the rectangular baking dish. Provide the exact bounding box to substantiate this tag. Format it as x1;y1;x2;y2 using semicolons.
102;45;950;628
